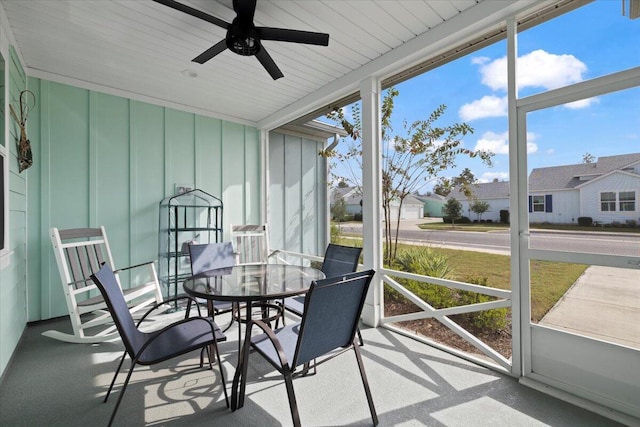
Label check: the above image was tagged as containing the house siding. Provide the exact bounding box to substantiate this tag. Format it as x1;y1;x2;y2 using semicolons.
268;131;327;258
529;190;580;224
460;197;509;222
26;77;261;323
580;172;640;223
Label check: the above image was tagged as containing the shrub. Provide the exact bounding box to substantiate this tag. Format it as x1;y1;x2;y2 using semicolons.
353;213;363;221
625;219;637;228
444;216;470;224
499;210;510;224
330;224;340;242
393;247;456;309
577;216;592;226
457;275;509;332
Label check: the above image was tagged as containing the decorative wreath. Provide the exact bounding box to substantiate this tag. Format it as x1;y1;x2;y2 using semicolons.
9;90;36;173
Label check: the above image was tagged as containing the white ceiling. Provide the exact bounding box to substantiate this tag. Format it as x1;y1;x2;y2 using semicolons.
0;0;566;129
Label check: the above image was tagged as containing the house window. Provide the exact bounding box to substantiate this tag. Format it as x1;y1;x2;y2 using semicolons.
619;191;636;211
601;192;616;211
532;195;545;212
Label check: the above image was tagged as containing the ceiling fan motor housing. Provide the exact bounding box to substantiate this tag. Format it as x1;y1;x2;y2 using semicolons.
226;20;260;56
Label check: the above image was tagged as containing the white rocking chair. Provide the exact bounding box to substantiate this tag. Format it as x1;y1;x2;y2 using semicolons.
43;226;165;344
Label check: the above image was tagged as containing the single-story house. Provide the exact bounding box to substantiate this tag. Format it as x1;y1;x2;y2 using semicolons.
529;153;640;225
331;186;362;216
449;153;640;225
416;192;447;218
450;180;510;222
388;193;424;220
331;186;425;220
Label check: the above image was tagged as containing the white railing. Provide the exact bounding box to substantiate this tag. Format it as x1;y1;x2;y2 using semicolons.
379;267;512;371
272;248;512;370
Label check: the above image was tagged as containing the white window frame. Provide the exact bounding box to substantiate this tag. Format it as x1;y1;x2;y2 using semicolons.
600;191;616;212
619;191;636;212
532;195;545;212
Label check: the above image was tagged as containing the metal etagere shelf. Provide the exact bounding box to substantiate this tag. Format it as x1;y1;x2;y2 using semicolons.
158;189;223;305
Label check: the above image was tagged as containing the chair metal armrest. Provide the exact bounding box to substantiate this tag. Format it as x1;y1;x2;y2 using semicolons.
251;319;292;371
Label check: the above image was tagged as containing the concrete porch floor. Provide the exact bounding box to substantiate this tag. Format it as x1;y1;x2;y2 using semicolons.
0;312;628;427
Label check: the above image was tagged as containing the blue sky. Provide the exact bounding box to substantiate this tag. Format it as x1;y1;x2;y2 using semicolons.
327;1;639;192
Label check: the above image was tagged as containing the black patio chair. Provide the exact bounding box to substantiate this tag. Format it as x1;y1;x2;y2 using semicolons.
279;244;364;345
91;263;229;427
235;269;378;427
188;242;237;322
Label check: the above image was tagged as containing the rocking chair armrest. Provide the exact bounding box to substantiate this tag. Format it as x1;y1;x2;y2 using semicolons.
113;260;156;273
135;294;201;326
251;319;292;371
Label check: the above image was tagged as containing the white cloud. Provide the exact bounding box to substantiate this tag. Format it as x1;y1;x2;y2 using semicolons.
459;95;507;121
564;97;599;109
546;148;555;155
472;56;490;65
479;171;509;183
474;131;538;155
479;49;587;92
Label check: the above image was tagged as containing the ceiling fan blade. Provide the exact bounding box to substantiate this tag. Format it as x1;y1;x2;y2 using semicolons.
255;47;284;80
233;0;256;23
192;39;228;64
153;0;230;30
259;27;329;46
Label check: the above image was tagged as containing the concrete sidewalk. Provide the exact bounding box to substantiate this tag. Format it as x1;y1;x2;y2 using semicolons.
539;265;640;348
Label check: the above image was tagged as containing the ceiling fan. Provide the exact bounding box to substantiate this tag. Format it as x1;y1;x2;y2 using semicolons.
154;0;330;80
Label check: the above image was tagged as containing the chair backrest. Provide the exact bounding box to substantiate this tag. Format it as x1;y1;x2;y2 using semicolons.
293;269;375;367
188;242;236;275
230;224;270;265
91;263;144;356
321;244;362;278
51;226;117;291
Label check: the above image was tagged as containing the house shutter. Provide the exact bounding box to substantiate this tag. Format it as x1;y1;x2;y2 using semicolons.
528;196;532;213
545;194;553;212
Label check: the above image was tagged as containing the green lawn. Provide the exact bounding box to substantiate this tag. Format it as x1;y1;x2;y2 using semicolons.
332;236;587;322
417;221;640;234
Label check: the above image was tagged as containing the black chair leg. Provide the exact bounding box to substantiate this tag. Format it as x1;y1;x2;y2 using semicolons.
283;370;302;427
211;341;230;408
353;344;378;426
107;361;137;427
105;352;127;402
357;327;364;346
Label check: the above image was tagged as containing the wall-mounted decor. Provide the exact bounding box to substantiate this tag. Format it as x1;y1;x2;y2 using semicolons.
9;89;35;172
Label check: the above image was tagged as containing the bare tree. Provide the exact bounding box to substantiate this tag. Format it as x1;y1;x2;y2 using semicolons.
326;88;493;262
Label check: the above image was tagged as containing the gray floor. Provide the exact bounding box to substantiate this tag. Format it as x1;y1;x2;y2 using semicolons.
0;312;629;427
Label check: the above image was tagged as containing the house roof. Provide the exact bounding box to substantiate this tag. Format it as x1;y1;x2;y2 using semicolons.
331;186;360;205
0;1;577;130
529;153;640;191
450;181;510;200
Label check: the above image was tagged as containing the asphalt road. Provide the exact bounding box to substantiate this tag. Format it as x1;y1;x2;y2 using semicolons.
338;223;640;257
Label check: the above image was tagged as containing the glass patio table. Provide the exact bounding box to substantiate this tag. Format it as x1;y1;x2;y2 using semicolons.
182;263;325;409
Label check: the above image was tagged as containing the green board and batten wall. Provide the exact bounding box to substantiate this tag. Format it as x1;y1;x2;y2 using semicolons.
1;51;327;379
26;78;261;321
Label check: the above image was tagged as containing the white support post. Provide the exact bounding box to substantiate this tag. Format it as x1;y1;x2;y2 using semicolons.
506;16;525;377
260;129;269;226
360;76;382;327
